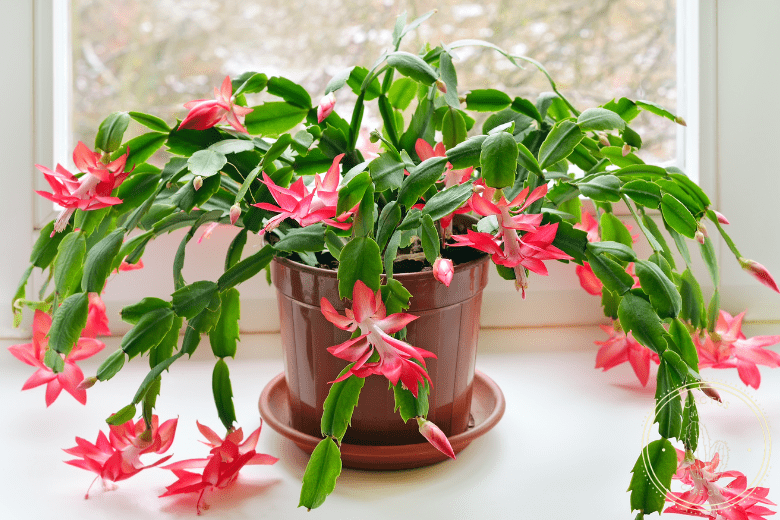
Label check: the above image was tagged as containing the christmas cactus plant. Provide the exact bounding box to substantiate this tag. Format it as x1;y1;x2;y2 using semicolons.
10;12;779;517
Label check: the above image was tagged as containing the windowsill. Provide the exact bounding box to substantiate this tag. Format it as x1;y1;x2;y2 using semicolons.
1;326;778;519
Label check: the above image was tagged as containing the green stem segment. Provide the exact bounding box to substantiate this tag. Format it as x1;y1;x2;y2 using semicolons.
707;209;742;259
623;195;662;253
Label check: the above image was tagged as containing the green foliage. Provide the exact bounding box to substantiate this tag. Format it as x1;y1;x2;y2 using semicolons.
480;131;518;189
95;111;130;152
337;237;382;299
321;369;364;443
212;359;237;430
299;437;342;511
48;292;89;360
209;288;240;358
628;439;678;515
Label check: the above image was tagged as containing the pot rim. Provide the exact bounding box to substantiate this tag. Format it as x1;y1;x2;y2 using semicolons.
272;250;489;281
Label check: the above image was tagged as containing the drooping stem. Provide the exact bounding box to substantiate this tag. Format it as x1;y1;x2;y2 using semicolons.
707;209;742;259
622;195;662;253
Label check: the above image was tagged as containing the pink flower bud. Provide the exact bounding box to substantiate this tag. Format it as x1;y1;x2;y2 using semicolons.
230;204;241;225
700;382;722;403
598;133;610;147
76;377;98;391
713;210;730;225
675;116;687;126
739;258;780;293
193;176;203;191
432;257;454;287
436;79;447;94
695;231;705;245
417;417;456;459
317;92;336;123
622;143;632;157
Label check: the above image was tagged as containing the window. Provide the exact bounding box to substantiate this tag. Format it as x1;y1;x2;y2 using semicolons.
6;1;776;338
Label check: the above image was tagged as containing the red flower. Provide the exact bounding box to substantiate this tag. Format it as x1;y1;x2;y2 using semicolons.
179;76;253;133
594;322;659;386
321;280;435;396
665;449;775;519
253;154;354;232
36;142;130;234
82;292;111;338
8;310;104;406
695;310;780;389
64;416;178;498
161;422;278;515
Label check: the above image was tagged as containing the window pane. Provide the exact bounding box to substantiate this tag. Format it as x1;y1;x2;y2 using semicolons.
72;0;676;163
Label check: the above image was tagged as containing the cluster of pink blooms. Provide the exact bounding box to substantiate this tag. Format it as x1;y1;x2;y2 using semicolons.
64;416;178;498
666;449;775;519
160;422;278;515
451;182;572;298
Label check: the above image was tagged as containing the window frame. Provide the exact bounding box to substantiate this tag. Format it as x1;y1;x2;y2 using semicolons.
4;0;776;339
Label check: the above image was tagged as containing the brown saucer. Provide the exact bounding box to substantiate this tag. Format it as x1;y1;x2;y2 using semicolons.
258;370;505;470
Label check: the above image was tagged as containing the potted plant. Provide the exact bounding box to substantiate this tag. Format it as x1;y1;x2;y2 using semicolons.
9;12;779;518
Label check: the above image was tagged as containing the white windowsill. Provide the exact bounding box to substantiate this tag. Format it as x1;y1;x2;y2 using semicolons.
1;325;777;519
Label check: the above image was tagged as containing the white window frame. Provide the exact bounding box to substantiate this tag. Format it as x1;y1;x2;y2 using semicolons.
3;0;777;339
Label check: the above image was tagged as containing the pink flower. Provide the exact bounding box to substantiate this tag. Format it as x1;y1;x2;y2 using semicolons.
64;416;178;498
116;258;145;273
574;209;600;243
432;257;454;287
179;76;253;134
253;153;354;232
739;258;779;293
197;222;220;244
452;223;572;298
417;417;455;460
8;310;104;406
594;322;659;386
36;142;130;234
82;293;111;338
576;263;603;296
317;92;336;123
161;422;278;514
320;280;436;396
665;449;775;519
695;310;780;389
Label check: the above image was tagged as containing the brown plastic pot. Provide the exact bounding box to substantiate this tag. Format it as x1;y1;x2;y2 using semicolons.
271;248;490;448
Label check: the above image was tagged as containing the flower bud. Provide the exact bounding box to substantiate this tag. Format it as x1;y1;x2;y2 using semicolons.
317;92;336;123
229;204;241;225
432;257;454;287
622;143;632;157
417;417;456;460
369;129;381;143
739;258;780;293
713;210;730;225
700;382;722;403
695;230;705;245
436;79;447;94
598;133;610;147
675;116;687;127
76;377;98;391
193;176;203;191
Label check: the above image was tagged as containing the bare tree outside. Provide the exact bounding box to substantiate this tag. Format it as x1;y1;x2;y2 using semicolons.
72;0;676;164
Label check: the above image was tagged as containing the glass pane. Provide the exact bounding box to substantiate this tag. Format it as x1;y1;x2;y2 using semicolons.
72;0;676;164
